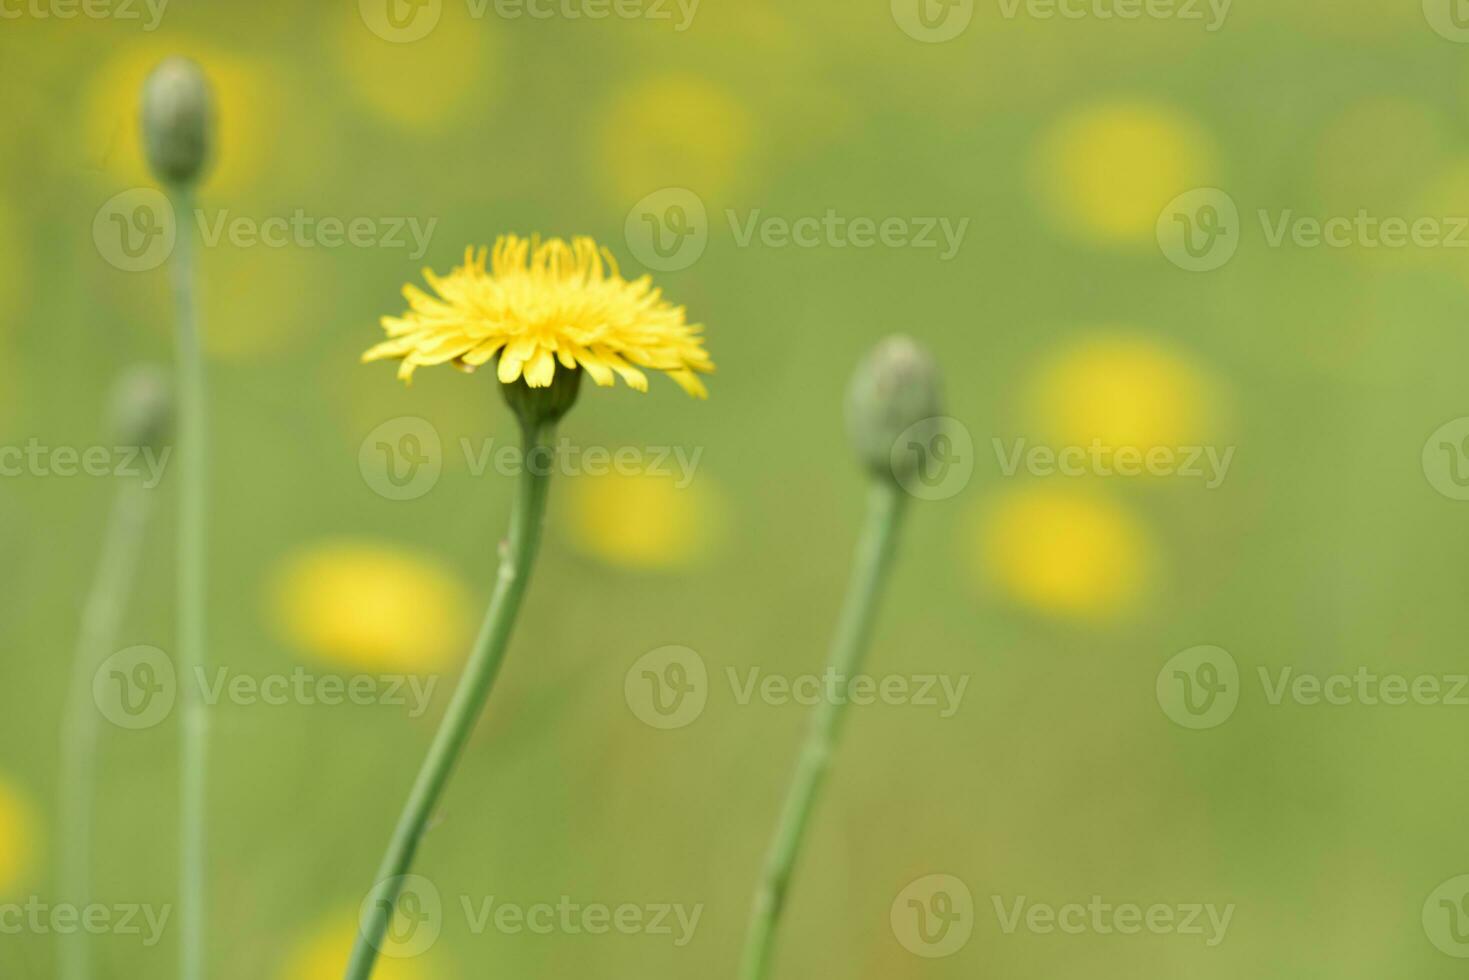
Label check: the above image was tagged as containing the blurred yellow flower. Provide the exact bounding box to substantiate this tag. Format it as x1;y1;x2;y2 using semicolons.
202;245;332;361
80;40;275;193
279;917;439;980
335;6;492;128
267;540;472;671
0;777;37;896
564;470;727;570
598;74;755;204
1032;101;1215;245
1025;332;1219;456
973;488;1153;619
365;236;713;395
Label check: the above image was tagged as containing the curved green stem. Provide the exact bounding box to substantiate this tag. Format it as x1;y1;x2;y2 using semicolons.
738;480;907;980
59;477;152;980
168;185;207;980
346;418;557;980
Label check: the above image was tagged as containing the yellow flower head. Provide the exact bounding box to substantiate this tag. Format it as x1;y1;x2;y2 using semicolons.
363;235;713;397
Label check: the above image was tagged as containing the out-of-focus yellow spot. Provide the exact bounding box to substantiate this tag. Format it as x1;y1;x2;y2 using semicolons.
268;540;472;671
80;41;276;193
335;7;493;128
200;245;331;361
599;75;755;205
1025;333;1218;455
0;777;37;896
279;916;438;980
1314;99;1445;217
564;469;727;570
1032;101;1214;245
974;488;1152;619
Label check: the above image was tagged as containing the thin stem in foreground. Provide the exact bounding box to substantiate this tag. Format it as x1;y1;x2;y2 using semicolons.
346;418;557;980
59;478;152;980
738;480;907;980
168;185;208;980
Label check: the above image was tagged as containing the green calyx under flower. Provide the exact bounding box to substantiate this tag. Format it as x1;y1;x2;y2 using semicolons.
499;362;583;428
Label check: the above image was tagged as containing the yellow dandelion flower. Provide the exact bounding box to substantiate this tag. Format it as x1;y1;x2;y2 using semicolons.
598;74;755;205
267;540;472;672
1032;101;1215;245
363;235;713;397
1025;332;1219;456
565;470;728;570
279;916;439;980
973;488;1153;619
0;777;37;895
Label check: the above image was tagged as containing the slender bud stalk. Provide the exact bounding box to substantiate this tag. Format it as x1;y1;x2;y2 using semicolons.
738;335;941;980
142;55;213;980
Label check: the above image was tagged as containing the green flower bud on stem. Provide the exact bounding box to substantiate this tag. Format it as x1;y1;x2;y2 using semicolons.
499;366;583;430
845;334;943;481
108;364;173;453
141;57;214;187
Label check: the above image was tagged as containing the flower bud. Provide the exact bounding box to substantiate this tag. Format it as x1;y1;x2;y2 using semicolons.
108;365;173;452
845;335;943;480
499;365;583;428
140;57;214;187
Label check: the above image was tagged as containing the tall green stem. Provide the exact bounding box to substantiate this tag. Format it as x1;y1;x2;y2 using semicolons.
59;477;152;980
738;480;907;980
168;185;207;980
346;418;557;980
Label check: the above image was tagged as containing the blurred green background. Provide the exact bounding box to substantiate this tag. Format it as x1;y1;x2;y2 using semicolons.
6;0;1469;976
